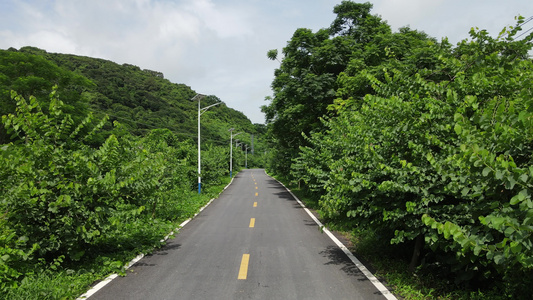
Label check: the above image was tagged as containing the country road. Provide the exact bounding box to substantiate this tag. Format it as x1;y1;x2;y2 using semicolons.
87;169;389;300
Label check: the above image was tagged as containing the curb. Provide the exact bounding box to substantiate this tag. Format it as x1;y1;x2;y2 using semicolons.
77;175;237;299
268;172;398;300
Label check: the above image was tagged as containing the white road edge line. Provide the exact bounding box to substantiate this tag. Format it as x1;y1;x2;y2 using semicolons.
269;171;398;300
76;176;237;299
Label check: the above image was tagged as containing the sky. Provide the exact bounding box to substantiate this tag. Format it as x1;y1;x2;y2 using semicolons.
0;0;531;124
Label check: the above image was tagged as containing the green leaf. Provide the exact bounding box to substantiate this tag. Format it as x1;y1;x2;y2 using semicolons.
489;216;506;229
473;160;483;167
482;167;491;177
504;227;515;236
48;205;59;214
510;195;522;205
454;123;462;135
519;173;529;183
493;254;505;265
422;214;433;226
510;242;523;254
505;176;517;189
510;191;526;205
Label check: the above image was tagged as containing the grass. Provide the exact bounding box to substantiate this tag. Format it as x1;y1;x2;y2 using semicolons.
4;270;95;300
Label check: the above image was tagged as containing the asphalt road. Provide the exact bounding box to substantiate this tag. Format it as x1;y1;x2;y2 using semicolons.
88;169;387;300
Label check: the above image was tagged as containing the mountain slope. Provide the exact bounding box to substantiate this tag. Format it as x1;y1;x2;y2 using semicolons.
1;46;255;146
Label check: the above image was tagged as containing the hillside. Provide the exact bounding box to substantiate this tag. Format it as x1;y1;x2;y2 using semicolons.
0;46;257;146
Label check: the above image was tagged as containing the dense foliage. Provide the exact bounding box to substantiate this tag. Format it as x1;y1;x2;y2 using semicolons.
263;1;391;176
0;48;93;144
0;89;233;295
266;0;533;297
0;46;266;297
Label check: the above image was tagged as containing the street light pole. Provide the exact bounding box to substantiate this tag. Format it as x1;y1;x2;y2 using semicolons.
229;128;242;178
192;94;221;194
196;95;202;194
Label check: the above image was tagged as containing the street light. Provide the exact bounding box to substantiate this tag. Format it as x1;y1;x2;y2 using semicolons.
192;94;222;194
229;128;242;178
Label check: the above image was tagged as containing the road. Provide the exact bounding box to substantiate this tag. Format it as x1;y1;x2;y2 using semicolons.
88;169;388;300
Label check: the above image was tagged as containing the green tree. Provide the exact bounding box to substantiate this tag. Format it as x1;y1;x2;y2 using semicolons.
296;16;533;296
0;48;93;144
263;1;390;178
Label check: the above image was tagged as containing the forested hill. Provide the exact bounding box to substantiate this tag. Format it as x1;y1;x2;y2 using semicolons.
0;46;257;145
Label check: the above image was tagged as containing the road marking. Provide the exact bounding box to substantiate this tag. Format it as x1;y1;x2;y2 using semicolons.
238;254;250;280
253;202;257;207
255;192;258;196
249;218;255;228
255;186;258;190
272;176;398;300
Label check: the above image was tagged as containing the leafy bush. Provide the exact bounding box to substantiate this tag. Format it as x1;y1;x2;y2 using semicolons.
0;87;236;296
292;16;533;296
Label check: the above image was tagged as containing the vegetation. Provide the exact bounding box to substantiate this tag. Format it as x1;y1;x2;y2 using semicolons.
264;1;533;298
0;46;266;298
2;0;532;298
1;46;265;144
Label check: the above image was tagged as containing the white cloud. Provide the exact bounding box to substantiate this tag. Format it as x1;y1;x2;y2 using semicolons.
186;0;253;38
1;0;531;124
27;30;78;54
156;9;202;41
373;0;531;44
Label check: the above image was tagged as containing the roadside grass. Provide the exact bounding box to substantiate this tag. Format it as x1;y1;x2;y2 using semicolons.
4;269;95;300
3;176;233;300
349;227;504;300
277;177;504;300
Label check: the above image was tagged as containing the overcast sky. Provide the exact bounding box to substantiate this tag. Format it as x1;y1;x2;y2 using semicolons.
0;0;531;124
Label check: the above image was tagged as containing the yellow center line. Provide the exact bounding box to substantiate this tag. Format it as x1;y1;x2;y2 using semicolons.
238;254;250;280
255;192;258;196
249;218;255;228
255;186;258;190
253;202;257;207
